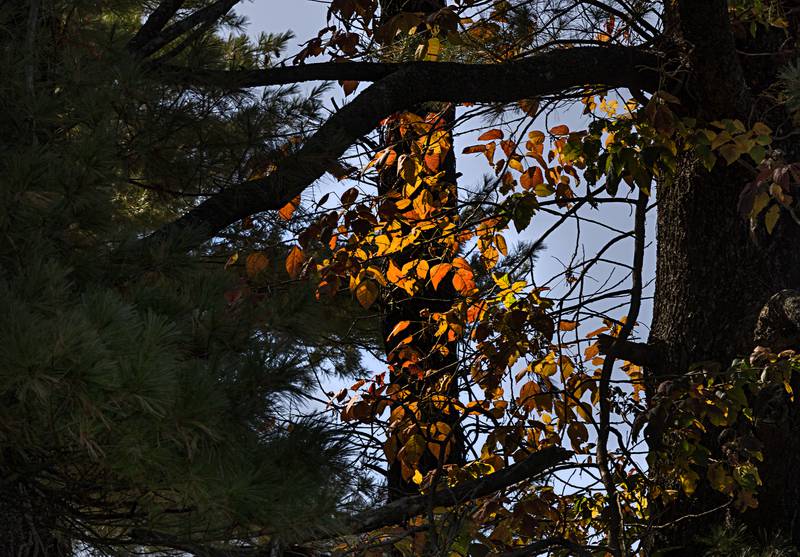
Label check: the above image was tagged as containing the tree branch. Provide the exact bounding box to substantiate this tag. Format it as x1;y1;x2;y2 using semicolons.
342;445;571;537
134;0;240;58
595;189;648;555
597;334;661;368
130;46;659;254
128;0;186;54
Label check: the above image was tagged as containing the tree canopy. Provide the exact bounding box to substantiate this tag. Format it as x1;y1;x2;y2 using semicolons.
4;0;800;556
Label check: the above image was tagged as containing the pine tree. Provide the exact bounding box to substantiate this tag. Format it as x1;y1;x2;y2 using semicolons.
0;2;375;554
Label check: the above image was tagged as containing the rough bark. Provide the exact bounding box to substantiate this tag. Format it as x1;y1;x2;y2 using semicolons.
375;0;464;503
648;2;800;548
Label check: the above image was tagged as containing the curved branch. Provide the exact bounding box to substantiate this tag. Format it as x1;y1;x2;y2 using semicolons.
342;445;571;537
133;46;659;253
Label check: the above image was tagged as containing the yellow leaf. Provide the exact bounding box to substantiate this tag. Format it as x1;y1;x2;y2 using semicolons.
424;37;441;60
355;279;379;309
534;352;558;377
508;158;524;172
285;246;305;279
245;252;269;278
225;252;239;269
412;469;424;484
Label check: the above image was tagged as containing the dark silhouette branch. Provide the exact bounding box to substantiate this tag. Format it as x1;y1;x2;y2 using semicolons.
595;189;648;555
342;445;571;536
597;335;661;368
126;446;571;555
127;0;186;54
132;0;240;58
131;46;659;254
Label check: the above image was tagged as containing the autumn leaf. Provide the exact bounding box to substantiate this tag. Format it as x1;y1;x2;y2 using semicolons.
355;279;379;309
520;167;544;191
462;145;486;154
430;263;452;290
245;252;269;278
285;246;305;279
389;320;411;339
478;129;504;141
341;80;359;96
559;320;578;331
278;195;301;221
549;124;570;136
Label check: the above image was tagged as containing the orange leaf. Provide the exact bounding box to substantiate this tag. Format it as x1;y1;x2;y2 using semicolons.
278;195;301;221
559;320;578;331
387;259;404;284
484;142;496;164
389;320;411;339
430;263;452;290
478;129;504;141
520;167;544;191
452;270;476;295
528;130;546;144
285;246;305;279
245;252;269;278
549;124;570;136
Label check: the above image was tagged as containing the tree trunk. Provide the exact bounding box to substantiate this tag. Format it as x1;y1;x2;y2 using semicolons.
376;0;465;503
646;1;800;550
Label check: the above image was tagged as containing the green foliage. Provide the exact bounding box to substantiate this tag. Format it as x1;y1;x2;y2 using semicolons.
0;1;374;552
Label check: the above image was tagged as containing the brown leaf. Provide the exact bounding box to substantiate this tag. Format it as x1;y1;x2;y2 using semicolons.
355;279;379;309
478;129;504;141
245;252;269;278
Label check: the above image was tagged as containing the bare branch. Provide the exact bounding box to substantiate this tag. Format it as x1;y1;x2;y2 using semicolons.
127;0;186;54
133;0;240;58
595;189;648;555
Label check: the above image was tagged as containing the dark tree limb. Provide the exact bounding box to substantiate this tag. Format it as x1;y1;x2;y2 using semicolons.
596;190;648;555
597;334;662;369
133;0;240;58
343;445;571;536
130;46;659;254
127;0;186;54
